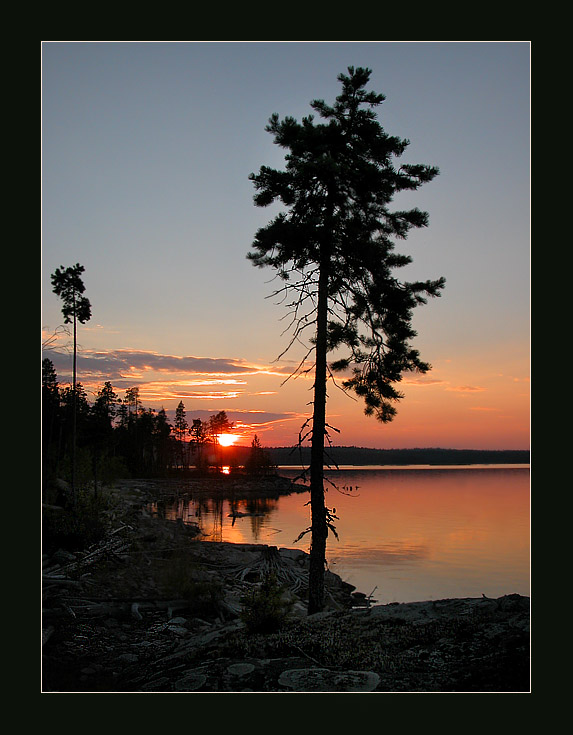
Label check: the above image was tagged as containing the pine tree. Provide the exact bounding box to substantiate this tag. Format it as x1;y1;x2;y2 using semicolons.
51;263;92;497
42;358;61;484
190;418;207;470
92;382;118;429
248;67;445;613
155;408;173;472
208;411;233;472
174;401;189;468
245;434;273;475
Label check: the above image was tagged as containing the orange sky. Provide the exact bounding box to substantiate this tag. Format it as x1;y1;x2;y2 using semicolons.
43;330;529;450
42;43;530;451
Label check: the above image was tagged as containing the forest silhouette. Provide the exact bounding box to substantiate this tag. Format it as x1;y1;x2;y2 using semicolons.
42;355;528;503
42;358;272;501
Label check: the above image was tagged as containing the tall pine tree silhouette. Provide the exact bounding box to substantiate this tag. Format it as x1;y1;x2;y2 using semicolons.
51;263;92;498
248;68;445;613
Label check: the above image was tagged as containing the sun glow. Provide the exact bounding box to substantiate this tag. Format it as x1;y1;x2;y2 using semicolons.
218;433;239;447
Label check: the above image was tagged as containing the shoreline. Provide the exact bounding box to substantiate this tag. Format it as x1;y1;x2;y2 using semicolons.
42;477;531;693
279;463;530;470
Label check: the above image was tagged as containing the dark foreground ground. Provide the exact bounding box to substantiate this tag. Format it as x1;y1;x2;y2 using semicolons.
42;478;530;693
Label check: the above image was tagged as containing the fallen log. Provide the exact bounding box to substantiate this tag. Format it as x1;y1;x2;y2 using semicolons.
42;626;55;646
43;597;193;620
42;577;83;587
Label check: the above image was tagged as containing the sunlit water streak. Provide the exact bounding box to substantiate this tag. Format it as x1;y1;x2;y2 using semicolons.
148;466;530;604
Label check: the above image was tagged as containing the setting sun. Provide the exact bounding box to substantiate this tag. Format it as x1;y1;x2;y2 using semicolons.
218;433;239;447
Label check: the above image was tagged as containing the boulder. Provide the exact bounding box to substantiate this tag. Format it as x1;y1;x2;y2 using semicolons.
278;668;380;692
174;670;207;691
227;662;255;677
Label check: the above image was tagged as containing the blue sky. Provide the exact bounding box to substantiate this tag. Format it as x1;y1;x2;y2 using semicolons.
41;42;530;449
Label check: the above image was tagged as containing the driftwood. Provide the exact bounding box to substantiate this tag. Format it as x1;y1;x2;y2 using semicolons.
43;526;132;581
42;576;83;587
231;546;308;593
42;626;55;647
42;596;193;621
43;524;138;633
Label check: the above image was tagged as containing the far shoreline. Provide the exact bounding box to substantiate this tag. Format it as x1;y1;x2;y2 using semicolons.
277;463;530;471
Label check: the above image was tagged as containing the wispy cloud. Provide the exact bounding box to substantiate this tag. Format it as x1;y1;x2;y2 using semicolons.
401;376;448;387
142;389;243;401
170;408;306;440
447;385;486;393
42;347;295;407
399;372;448;388
45;348;290;383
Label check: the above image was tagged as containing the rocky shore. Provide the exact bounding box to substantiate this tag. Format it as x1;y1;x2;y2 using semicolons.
42;477;531;693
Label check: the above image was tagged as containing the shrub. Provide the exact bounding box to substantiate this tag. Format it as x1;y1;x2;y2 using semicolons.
42;487;116;553
240;573;294;633
154;547;224;618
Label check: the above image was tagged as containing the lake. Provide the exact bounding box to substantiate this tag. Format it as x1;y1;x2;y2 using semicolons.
149;466;530;605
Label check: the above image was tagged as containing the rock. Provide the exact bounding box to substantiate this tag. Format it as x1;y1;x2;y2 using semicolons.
291;602;308;617
174;671;207;691
227;662;255;677
278;668;380;692
52;548;77;563
278;548;306;562
509;615;530;632
167;626;189;637
117;653;139;664
497;593;529;612
141;677;170;691
167;617;188;626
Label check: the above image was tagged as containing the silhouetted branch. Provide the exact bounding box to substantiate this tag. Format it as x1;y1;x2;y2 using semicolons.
42;325;72;352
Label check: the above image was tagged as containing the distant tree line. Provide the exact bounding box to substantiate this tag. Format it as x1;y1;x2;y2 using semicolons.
42;355;528;501
41;358;262;497
267;445;530;467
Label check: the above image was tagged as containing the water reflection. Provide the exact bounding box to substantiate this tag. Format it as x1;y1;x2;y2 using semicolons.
146;467;530;604
149;495;280;543
314;467;530;603
338;542;431;563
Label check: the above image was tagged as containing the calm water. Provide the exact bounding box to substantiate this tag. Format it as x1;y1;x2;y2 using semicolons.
148;466;530;604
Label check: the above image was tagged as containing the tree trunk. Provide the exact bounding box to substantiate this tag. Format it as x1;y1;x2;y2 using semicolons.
308;259;329;614
72;298;77;502
93;451;99;499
